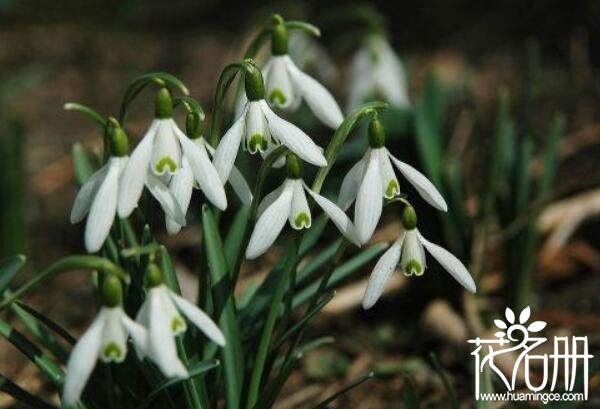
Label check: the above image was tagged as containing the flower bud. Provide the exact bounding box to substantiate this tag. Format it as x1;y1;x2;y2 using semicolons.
368;117;386;148
271;21;289;56
244;62;265;101
102;275;123;307
107;120;129;157
155;87;173;119
401;205;418;230
146;263;163;288
286;153;303;179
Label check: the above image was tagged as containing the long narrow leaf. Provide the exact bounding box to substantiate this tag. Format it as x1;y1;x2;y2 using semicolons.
312;372;374;409
0;371;57;409
0;254;26;294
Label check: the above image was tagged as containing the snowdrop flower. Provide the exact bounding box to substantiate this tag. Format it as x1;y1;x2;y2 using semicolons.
135;264;225;378
339;117;447;244
63;276;147;406
289;30;338;87
166;113;253;234
214;61;327;183
118;88;227;228
70;123;129;253
246;154;357;259
261;21;343;129
362;205;476;309
347;34;410;112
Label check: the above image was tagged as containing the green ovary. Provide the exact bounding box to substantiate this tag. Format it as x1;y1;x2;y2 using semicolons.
102;342;123;361
248;134;268;153
269;89;287;106
155;157;177;174
294;212;311;229
171;316;185;333
403;260;422;276
385;180;400;198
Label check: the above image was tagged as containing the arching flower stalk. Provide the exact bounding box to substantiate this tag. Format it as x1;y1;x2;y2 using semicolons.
118;87;227;232
339;116;447;244
135;264;225;378
347;34;410;111
362;205;476;309
63;276;147;406
246;154;357;259
71;121;130;252
214;60;327;183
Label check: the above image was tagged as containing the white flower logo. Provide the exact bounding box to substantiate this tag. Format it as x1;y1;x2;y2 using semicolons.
493;306;547;340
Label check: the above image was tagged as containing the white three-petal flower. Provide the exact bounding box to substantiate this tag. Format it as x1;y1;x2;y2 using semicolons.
340;147;447;244
246;179;357;259
63;307;147;406
213;100;327;183
71;156;128;253
135;285;225;378
362;228;476;309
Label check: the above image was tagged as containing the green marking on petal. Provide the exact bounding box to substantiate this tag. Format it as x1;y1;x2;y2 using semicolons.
171;316;185;334
385;180;400;199
102;342;123;361
248;134;268;154
155;157;177;174
269;88;287;106
403;260;422;276
294;212;311;229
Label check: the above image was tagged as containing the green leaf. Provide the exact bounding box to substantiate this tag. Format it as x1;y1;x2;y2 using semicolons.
297;215;329;257
538;113;565;198
202;205;243;409
12;301;76;345
159;245;181;295
0;371;57;408
311;372;374;409
0;254;26;294
223;205;250;272
402;373;421;409
137;359;219;409
430;352;459;409
71;143;96;185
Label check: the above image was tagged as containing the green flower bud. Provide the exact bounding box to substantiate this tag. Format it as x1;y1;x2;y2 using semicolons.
368;117;386;148
286;153;303;179
401;205;418;230
146;263;163;288
271;22;289;56
102;275;123;308
107;120;129;157
155;87;173;119
244;62;265;101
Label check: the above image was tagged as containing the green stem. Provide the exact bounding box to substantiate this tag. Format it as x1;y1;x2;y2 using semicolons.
208;62;246;147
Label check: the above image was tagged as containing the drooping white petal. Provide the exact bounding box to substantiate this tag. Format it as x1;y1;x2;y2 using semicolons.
354;150;383;244
146;174;186;226
362;235;404;309
246;180;294;259
151;120;181;176
373;36;410;108
417;231;476;293
265;56;295;109
257;183;284;217
387;150;447;211
63;309;106;407
175;126;227;210
85;158;120;252
245;101;271;154
378;150;400;199
145;288;188;378
285;56;343;129
70;163;109;224
260;100;327;167
400;229;426;276
99;307;128;363
228;165;253;205
120;313;148;354
346;47;374;112
166;158;194;234
213;109;247;182
305;184;359;246
169;292;225;346
337;156;366;211
118;121;159;218
289;180;311;230
157;287;187;336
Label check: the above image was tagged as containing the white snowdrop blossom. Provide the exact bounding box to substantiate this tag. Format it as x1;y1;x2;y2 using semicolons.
362;209;476;309
347;34;410;112
63;278;147;407
118;89;227;229
246;155;357;259
288;31;338;86
136;268;225;378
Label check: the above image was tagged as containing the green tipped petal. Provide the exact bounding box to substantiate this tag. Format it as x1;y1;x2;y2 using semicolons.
385;180;400;198
155;156;177;174
248;134;268;153
403;260;422;276
294;212;311;229
102;342;123;361
268;88;288;106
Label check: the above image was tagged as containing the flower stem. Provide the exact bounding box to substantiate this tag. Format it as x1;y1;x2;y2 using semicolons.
208;62;246;147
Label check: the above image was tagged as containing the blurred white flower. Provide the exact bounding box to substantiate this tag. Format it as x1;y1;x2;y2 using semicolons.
347;35;410;112
362;224;476;309
339;147;447;244
213;99;327;182
136;282;225;378
289;31;338;85
63;306;147;406
71;156;128;253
